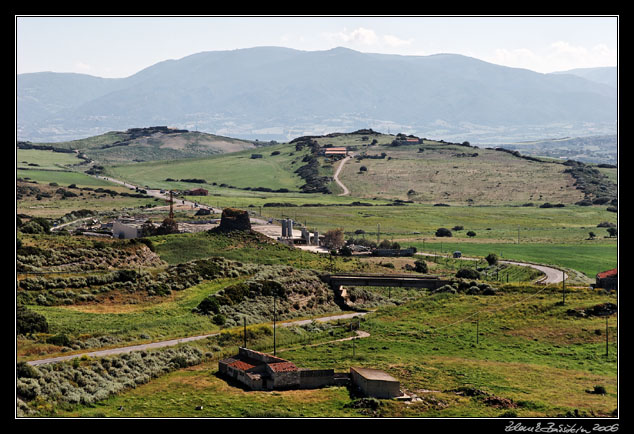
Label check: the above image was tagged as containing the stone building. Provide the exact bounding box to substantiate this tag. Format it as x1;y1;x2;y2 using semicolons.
595;268;618;290
218;348;334;391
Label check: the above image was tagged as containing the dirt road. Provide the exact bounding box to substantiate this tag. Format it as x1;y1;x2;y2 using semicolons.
333;155;352;196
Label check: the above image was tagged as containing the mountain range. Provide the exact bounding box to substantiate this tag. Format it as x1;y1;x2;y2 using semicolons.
17;46;617;144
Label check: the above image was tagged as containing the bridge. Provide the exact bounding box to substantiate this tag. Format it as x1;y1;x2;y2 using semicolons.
323;273;453;290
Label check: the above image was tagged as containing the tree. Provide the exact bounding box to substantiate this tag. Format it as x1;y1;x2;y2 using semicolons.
323;228;345;250
435;228;452;237
413;260;428;273
378;239;393;249
485;253;499;266
588;231;596;240
467;231;476;238
606;227;617;238
155;218;179;235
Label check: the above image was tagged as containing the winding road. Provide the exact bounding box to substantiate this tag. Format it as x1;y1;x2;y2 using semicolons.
26;312;369;366
333;155;352;196
416;252;566;284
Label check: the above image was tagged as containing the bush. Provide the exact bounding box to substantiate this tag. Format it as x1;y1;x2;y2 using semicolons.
456;268;481;279
16;305;49;335
414;260;428;273
46;333;72;347
435;228;452;237
212;314;226;326
485;253;499;266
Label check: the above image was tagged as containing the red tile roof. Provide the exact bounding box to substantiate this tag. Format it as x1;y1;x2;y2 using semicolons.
597;268;617;279
268;362;298;372
228;360;256;371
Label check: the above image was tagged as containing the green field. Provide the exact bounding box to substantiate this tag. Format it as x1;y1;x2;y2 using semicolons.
107;142;309;192
51;285;617;418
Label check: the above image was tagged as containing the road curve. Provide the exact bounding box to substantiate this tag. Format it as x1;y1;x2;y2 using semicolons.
333;155;352;196
26;312;369;366
416;252;566;284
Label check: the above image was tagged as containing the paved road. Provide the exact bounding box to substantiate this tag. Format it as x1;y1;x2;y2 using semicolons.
416;252;566;284
26;312;369;366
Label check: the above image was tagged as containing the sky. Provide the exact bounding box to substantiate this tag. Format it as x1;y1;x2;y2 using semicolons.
16;15;619;78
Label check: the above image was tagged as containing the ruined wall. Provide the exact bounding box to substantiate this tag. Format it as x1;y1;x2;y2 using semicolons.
299;369;335;389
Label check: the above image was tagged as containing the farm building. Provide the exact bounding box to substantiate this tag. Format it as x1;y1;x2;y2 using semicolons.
350;367;402;399
218;348;335;391
324;147;348;157
595;268;618;290
112;218;148;239
186;188;208;196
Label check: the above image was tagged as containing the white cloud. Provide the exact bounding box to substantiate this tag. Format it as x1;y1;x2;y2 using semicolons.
340;27;378;45
325;27;413;50
486;41;616;73
383;34;413;48
74;61;92;72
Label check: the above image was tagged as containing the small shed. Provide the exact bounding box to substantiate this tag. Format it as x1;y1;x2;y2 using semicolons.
187;188;208;196
596;268;617;290
350;367;401;399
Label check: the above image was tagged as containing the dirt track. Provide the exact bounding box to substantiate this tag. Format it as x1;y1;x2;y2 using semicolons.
333;155;352;196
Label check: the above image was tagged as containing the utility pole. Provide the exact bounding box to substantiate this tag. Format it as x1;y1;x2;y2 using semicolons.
606;316;609;359
377;223;380;244
562;272;566;305
243;317;247;349
476;312;479;345
273;295;277;356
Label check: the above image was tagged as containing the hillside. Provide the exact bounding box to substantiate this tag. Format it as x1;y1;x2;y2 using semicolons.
17;47;617;143
104;130;617;207
18;126;260;165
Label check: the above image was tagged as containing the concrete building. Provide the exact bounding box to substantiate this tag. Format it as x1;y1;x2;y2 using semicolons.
350;367;402;399
112;219;143;239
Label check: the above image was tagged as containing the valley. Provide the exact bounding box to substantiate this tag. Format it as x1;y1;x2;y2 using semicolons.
16;127;618;419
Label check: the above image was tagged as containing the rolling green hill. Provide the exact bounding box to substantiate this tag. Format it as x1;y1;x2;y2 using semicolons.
18;126;261;166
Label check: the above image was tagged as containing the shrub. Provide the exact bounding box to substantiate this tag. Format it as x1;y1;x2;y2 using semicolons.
414;260;428;273
435;228;452;237
485;253;499;266
456;268;481;279
16;362;40;379
213;314;226;326
47;333;72;347
16;305;49;335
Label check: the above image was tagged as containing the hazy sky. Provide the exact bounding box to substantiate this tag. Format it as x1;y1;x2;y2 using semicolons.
16;15;618;78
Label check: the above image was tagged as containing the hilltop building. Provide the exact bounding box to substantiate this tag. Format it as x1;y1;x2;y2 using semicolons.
323;147;348;157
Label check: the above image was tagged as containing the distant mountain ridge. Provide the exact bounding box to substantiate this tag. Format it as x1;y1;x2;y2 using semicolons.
17;46;617;143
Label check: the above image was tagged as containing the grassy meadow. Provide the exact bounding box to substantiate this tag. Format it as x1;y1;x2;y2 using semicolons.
51;284;617;418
